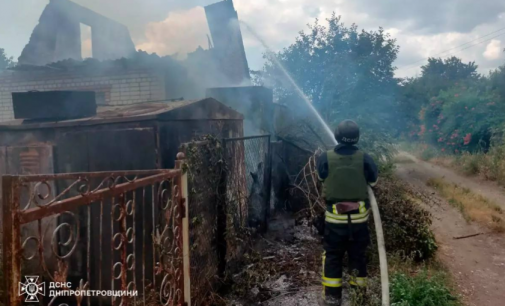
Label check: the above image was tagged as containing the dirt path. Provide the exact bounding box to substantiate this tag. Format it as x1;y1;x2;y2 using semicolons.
396;152;505;306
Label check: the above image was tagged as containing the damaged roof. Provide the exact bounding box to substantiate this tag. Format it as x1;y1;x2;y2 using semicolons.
0;98;243;131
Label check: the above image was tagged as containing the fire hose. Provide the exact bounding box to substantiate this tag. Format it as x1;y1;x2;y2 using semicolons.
368;186;390;306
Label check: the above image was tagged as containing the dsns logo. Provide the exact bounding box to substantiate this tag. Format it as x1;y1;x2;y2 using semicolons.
19;276;45;302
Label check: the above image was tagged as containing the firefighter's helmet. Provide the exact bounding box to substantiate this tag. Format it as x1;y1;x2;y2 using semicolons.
335;120;360;145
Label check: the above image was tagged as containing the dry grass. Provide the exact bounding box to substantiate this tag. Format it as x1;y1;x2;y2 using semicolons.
402;141;505;186
455;151;505;184
427;178;505;232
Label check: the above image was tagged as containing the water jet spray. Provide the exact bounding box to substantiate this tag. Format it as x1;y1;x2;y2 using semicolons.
241;21;390;306
240;21;337;147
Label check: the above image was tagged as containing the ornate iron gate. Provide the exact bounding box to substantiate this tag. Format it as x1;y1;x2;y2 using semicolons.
2;157;190;306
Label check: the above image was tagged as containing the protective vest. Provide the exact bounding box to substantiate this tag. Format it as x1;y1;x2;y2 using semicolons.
323;149;370;225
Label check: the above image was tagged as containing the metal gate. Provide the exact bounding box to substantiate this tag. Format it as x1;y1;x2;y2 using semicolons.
222;135;272;231
2;157;190;306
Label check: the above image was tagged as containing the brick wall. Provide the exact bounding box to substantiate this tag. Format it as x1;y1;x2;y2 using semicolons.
0;68;166;121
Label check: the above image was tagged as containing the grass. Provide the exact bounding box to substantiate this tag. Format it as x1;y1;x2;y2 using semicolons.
389;271;460;306
427;177;505;232
350;255;461;306
454;150;505;184
401;141;505;186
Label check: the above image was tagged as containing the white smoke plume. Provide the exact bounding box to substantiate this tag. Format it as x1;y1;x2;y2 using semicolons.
136;7;211;59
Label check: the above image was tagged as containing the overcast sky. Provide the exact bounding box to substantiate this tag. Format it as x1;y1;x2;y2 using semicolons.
1;0;505;78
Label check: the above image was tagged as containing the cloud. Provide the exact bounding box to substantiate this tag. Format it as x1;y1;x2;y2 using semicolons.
347;0;505;34
232;0;505;76
3;0;505;77
136;7;210;59
484;39;502;60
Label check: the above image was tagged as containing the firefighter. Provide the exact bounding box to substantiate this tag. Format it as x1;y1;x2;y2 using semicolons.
316;119;378;305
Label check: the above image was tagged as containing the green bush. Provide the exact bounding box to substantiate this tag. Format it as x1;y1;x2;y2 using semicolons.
419;146;439;161
391;271;459;306
455;152;481;175
422;85;505;153
373;177;438;261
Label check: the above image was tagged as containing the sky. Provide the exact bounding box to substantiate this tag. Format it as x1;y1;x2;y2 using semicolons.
1;0;505;78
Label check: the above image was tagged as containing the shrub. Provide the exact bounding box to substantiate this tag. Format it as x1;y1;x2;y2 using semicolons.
372;176;437;260
391;271;459;306
455;152;481;175
419;146;439;161
422;85;505;153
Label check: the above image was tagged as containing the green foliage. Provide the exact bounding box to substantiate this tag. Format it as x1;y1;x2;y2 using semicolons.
455;152;481;175
391;271;460;306
350;255;460;306
422;85;505;152
373;176;438;261
419;146;440;161
419;57;479;98
0;48;13;71
359;123;398;162
259;14;401;137
399;56;479;139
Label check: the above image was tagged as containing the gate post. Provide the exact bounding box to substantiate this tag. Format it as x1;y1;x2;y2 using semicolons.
176;153;191;306
2;176;22;306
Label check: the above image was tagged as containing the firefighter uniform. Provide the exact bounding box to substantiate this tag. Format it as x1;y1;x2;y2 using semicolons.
317;143;378;302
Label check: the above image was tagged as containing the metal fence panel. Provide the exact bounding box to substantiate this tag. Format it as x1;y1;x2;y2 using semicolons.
2;167;189;306
223;135;272;233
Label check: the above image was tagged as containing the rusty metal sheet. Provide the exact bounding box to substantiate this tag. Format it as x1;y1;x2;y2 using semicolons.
4;145;58;284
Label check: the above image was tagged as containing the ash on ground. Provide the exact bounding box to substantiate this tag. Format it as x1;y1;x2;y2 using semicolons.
222;213;323;305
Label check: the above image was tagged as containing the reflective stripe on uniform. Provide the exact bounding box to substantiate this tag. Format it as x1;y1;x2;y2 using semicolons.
322;251;342;288
359;201;367;213
322;251;326;276
322;277;343;288
325;211;370;224
350;277;367;287
325;216;369;224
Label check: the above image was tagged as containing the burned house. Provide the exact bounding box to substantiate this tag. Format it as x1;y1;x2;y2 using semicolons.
0;56;188;122
207;86;274;136
19;0;136;66
0;0;252;124
203;0;251;85
0;92;244;302
0;94;243;175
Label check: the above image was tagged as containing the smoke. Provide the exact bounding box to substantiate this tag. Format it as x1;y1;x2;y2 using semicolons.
136;7;211;59
80;24;92;59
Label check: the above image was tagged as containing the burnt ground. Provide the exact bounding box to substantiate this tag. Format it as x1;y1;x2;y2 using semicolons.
222;213;324;305
396;152;505;306
220;213;361;306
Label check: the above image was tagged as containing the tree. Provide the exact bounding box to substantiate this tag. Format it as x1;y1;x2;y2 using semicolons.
421;85;504;152
259;14;401;137
0;48;14;71
397;56;480;138
419;57;479;98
